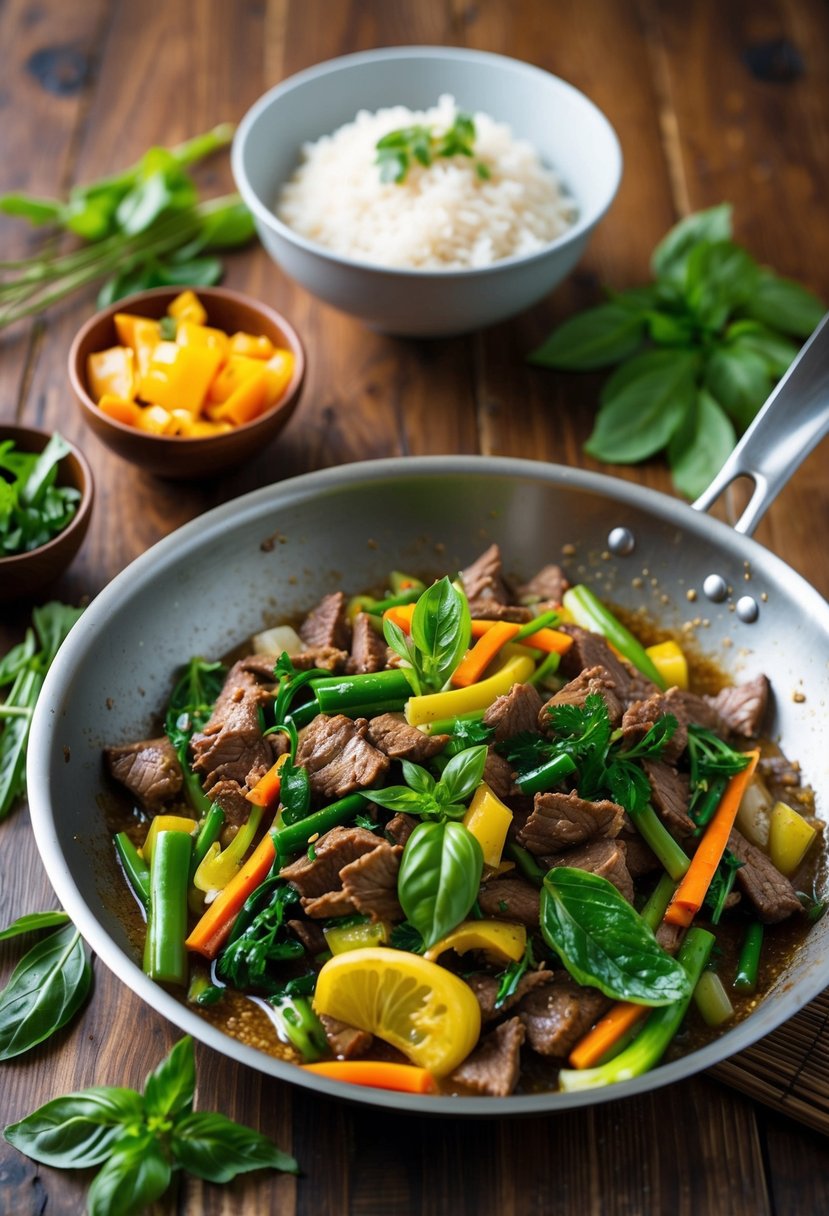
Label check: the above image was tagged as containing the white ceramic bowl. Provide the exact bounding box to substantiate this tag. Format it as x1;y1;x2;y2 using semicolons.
232;47;622;336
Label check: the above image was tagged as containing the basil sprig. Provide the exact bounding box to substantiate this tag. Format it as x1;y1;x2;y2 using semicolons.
4;1036;298;1215
540;868;691;1005
384;576;471;696
530;204;825;497
375;112;490;184
0;919;91;1060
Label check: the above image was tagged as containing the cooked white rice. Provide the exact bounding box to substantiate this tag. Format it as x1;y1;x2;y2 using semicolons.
275;95;576;270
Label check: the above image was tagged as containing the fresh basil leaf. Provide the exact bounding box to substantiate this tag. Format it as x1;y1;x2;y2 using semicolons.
0;630;36;687
32;601;84;668
645;309;695;346
668;388;736;499
196;200;256;250
437;744;487;805
410;577;470;691
0;192;64;225
651;204;733;282
528;302;646;370
367;785;434;815
0;925;91;1060
172;1110;298;1180
0;911;69;941
87;1130;172;1216
143;1035;194;1120
115;170;174;236
585;349;697;463
683;240;760;329
540;868;690;1004
153;255;223;287
397;820;483;948
739;270;824;338
4;1088;145;1168
609;285;661;313
704;345;771;431
401;760;435;796
724;322;799;377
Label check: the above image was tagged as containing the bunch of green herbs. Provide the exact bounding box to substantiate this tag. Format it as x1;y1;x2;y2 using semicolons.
375;111;490;184
530;204;825;497
0;432;79;555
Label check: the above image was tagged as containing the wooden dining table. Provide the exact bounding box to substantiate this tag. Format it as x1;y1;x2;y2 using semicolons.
3;1;829;1212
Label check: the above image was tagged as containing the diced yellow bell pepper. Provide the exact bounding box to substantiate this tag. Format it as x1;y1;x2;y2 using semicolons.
141;814;197;864
97;394;141;427
229;331;275;360
113;315;162;377
645;640;689;689
424;919;526;964
193;804;263;893
323;920;388;955
176;319;229;362
207;354;265;405
262;349;296;406
87;346;135;402
135;404;174;434
138;341;223;413
167;289;207;325
768;801;817;876
463;782;514;868
176;417;233;438
207;366;268;426
405;654;535;726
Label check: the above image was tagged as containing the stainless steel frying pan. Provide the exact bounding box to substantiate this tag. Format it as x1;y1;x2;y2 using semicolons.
28;317;829;1114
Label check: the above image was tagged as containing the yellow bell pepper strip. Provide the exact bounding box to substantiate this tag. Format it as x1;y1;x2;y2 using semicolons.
97;393;141;426
167;289;207;325
134;403;174;434
451;621;520;688
262;349;296;406
663;750;760;927
562;585;667;689
324;920;388;954
143;829;192;986
186;829;276;959
138;340;223;413
645;640;689;690
245;753;288;808
301;1060;436;1094
113;315;161;376
87;345;135;401
207;353;267;404
463;782;513;867
175;318;230;362
207;366;268;425
140;814;197;865
768;800;817;876
405;653;535;727
192;803;264;893
423;919;526;964
229;331;275;359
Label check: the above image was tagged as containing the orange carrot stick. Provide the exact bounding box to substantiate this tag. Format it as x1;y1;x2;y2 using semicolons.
451;621;520;688
663;749;761;928
568;1001;648;1070
185;831;276;959
302;1060;435;1093
245;755;286;807
519;627;574;655
383;603;416;634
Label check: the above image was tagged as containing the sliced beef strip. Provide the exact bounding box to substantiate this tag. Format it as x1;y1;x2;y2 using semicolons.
671;690;727;734
190;660;273;791
539;665;624;732
548;838;635;904
642;760;695;839
483;747;520;802
465;969;555;1022
461;544;532;621
239;653;280;682
728;828;802;922
291;646;349;673
279;826;382;898
104;736;183;812
320;1015;374;1061
558;626;658;708
619;687;690;763
339;840;404;923
287;919;328;956
365;712;449;762
477;878;540;928
205;777;260;830
517;791;624;855
451;1016;525;1097
299;590;349;651
518;974;611;1059
296;714;390;800
348;612;387;675
619;831;661;878
484;682;544;742
301;890;356;919
656;919;685;955
708;675;770;738
384;812;418;847
515;563;570;609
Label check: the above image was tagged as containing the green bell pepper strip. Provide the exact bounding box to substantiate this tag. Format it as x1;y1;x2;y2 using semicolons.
114;831;150;910
515;753;577;796
562;585;666;690
558;927;714;1090
271;794;366;859
733;921;764;993
144;829;192;986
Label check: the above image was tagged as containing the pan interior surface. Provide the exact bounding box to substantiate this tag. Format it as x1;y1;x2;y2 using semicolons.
27;457;829;1114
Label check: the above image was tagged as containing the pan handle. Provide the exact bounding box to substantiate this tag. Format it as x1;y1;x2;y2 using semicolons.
692;311;829;535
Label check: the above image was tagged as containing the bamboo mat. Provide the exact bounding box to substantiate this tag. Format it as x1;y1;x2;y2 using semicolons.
711;989;829;1134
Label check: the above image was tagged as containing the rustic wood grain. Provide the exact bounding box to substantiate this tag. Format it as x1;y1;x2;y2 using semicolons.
2;1;829;1214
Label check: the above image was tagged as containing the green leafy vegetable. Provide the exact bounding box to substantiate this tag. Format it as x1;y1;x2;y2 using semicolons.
375;111;488;183
686;725;750;826
4;1036;297;1213
397;820;483;949
0;126;255;329
530;204;825;496
369;744;487;821
383;576;471;695
494;938;536;1009
0;433;80;556
540;867;691;1005
0;602;84;819
216;880;304;992
0;922;91;1060
163;655;226;813
0;911;69;941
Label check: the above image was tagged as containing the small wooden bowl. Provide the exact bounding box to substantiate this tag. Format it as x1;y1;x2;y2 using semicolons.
68;286;305;479
0;424;94;601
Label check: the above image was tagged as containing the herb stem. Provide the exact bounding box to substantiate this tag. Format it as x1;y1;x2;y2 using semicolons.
733;921;764;993
628;803;691;881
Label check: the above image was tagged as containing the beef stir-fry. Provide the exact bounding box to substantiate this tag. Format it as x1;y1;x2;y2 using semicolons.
105;545;822;1096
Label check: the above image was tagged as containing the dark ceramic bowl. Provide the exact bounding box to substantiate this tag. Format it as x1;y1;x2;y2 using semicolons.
68;286;305;479
0;424;94;601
